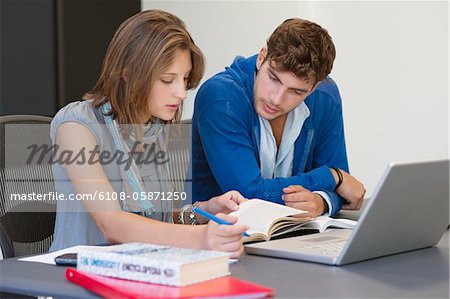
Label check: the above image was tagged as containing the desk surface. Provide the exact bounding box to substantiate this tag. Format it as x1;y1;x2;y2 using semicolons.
0;230;448;298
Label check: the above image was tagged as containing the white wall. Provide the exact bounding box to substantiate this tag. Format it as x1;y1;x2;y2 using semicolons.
142;1;448;196
308;1;448;195
142;1;314;118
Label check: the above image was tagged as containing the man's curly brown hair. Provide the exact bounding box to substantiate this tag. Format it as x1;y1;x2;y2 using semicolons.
266;18;336;85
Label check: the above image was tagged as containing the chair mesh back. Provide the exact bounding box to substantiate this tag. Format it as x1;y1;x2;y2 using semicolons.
0;115;56;257
166;120;191;209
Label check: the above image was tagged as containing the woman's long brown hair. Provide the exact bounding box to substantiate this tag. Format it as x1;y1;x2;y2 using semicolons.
84;9;204;127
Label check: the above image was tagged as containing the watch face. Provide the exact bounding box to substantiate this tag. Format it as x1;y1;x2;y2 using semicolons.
189;209;197;225
179;204;196;225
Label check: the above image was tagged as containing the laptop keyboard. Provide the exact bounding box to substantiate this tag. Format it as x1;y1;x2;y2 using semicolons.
300;240;346;256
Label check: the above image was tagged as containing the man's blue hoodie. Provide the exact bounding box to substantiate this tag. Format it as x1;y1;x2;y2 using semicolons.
191;55;349;216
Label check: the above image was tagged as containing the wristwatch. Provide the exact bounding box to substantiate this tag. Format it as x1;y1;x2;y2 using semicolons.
187;203;197;225
179;202;200;225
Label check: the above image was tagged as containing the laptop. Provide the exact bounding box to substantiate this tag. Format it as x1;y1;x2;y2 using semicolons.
245;159;449;265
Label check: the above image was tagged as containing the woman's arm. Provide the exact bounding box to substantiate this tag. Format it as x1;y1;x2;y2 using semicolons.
56;122;247;258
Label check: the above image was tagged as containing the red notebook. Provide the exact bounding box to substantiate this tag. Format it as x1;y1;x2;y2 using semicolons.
66;268;274;298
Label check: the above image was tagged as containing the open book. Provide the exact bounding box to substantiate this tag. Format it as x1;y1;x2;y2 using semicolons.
230;199;357;243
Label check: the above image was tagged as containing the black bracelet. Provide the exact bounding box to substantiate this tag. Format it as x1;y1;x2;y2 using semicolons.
331;167;343;191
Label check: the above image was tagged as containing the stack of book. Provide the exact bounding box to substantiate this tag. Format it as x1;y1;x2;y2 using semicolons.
66;243;273;298
76;243;230;286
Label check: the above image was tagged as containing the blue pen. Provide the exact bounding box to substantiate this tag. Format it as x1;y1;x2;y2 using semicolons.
193;207;250;237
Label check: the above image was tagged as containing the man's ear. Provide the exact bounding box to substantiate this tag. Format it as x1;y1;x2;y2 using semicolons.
256;47;267;70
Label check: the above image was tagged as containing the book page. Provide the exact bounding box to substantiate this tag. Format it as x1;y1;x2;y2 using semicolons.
230;199;307;238
269;218;316;237
311;216;357;232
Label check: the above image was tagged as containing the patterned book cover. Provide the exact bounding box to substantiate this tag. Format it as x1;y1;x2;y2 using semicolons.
77;243;230;286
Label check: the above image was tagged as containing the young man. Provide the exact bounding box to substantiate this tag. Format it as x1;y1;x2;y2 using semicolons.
191;18;365;217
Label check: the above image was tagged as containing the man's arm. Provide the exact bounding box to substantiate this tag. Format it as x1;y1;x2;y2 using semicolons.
196;96;336;206
195;80;364;216
305;85;365;210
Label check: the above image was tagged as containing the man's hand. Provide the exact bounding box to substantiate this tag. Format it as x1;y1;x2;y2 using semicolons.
282;185;327;217
330;168;366;210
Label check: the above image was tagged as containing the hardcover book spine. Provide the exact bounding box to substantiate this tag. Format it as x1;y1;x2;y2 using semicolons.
77;251;181;286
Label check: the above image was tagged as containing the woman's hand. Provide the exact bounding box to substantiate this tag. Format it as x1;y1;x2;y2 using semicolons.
201;213;248;259
199;190;248;216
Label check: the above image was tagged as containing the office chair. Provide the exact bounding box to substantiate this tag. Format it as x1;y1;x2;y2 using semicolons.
0;222;13;259
166;119;192;210
0;115;56;258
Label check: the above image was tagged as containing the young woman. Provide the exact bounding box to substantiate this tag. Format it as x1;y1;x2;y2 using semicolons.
49;10;248;258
